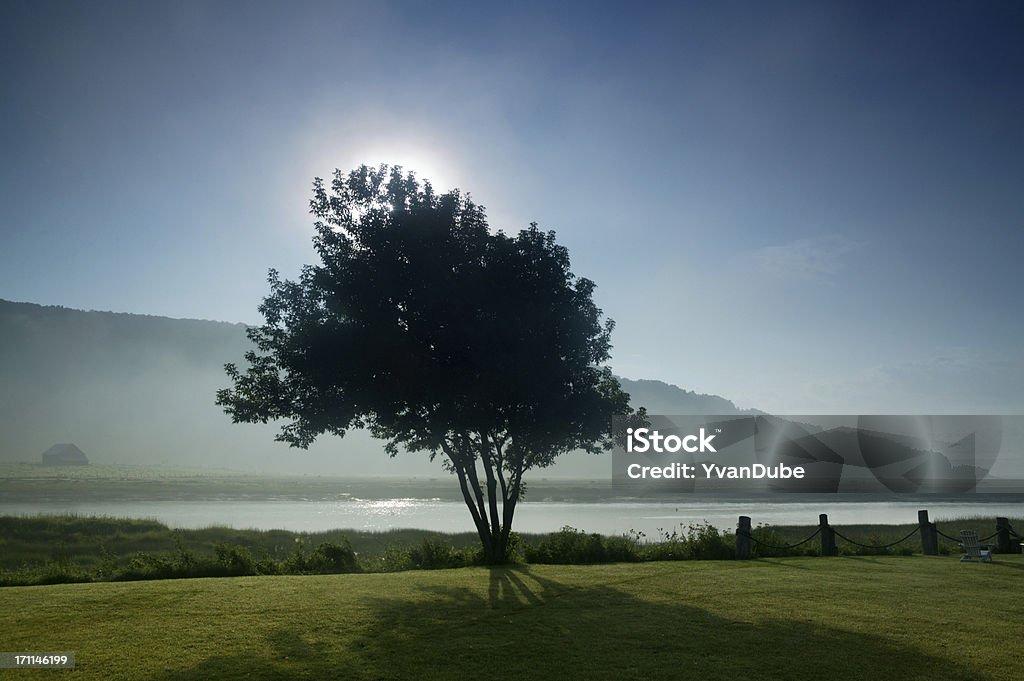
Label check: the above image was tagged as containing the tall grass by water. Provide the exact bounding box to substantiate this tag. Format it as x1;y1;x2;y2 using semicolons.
2;513;1021;586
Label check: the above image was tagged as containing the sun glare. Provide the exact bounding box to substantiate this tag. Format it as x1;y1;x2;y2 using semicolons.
288;130;467;232
327;144;458;194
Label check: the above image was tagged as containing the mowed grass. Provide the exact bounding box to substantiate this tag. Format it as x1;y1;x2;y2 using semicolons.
2;556;1022;681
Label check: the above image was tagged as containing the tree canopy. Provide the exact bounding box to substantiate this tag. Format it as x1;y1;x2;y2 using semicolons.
216;164;639;562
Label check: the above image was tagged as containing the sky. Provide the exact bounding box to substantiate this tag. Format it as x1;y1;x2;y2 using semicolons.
2;0;1023;415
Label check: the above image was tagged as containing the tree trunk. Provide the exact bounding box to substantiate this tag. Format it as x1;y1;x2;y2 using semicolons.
487;532;509;565
445;438;518;565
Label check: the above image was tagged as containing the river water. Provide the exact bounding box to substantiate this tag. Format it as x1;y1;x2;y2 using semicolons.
2;498;1022;536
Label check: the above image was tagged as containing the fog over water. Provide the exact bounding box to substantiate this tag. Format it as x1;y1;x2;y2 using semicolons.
0;300;750;478
4;301;1023;484
2;499;1021;536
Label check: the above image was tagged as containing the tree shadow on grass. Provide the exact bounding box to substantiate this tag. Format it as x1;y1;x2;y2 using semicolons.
983;559;1024;572
746;558;815;571
839;556;902;566
146;566;990;681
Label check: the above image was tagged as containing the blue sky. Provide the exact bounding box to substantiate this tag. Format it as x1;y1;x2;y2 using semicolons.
2;1;1022;414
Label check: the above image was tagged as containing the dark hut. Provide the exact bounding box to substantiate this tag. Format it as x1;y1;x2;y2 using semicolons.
41;443;89;465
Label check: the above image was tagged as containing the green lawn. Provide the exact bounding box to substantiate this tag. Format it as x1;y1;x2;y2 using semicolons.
2;556;1022;680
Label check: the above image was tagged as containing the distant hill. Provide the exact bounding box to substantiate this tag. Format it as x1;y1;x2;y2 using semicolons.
615;378;751;415
0;299;752;476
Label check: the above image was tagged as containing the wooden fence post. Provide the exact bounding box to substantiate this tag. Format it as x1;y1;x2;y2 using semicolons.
819;513;837;556
918;510;938;556
995;517;1018;554
736;516;751;560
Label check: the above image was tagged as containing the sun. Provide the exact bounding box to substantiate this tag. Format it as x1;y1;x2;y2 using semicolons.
322;143;459;194
286;126;467;230
368;151;453;190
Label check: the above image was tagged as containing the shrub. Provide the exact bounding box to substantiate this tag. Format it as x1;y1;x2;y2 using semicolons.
214;544;259;576
525;526;639;564
685;522;733;560
603;535;642;563
310;541;360;573
374;543;413;572
748;524;806;558
641;526;690;561
120;552;182;580
283;540;360;574
640;522;733;562
408;538;463;570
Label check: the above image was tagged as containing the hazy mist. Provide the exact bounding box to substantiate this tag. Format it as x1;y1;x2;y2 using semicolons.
0;299;746;477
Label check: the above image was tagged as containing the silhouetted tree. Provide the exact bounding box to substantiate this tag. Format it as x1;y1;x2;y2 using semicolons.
216;165;640;563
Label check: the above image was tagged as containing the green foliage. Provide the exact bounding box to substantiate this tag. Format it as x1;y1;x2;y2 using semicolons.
374;542;414;572
682;522;734;560
2;514;1019;586
757;517;1017;557
313;541;360;572
120;552;190;581
748;524;815;558
836;535;917;557
213;544;260;575
407;537;464;570
282;540;360;575
365;537;482;571
217;165;632;456
113;543;272;581
215;164;640;563
640;522;734;561
524;526;641;564
0;515;492;582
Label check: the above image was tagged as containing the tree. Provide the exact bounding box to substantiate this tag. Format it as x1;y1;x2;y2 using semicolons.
216;164;640;563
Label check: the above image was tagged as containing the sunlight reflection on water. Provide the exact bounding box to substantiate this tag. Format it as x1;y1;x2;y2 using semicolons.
2;499;1023;535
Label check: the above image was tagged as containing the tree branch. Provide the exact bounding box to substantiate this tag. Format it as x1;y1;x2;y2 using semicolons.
477;430;503;542
458;434;491;536
488;430;509;505
441;438;489;549
501;460;525;544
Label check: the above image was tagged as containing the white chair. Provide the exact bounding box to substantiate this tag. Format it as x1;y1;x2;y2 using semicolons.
959;530;993;562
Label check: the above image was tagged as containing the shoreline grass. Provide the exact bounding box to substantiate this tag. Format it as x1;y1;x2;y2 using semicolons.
2;513;1022;587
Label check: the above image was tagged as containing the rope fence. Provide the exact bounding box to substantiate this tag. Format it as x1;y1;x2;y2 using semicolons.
734;511;1023;559
833;526;920;550
935;528;997;543
737;527;821;551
